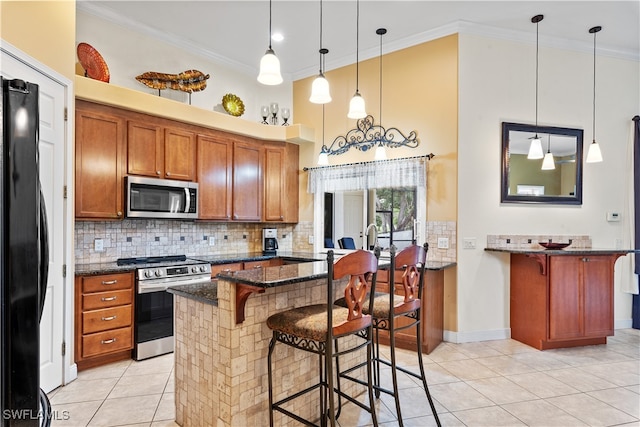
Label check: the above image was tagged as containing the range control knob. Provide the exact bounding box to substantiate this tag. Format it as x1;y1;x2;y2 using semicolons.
155;270;163;277
199;265;207;273
144;270;153;278
191;266;199;273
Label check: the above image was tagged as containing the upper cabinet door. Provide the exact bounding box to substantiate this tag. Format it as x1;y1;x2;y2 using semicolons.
127;121;163;178
232;140;262;221
197;134;232;220
75;103;126;219
263;145;285;222
164;128;196;181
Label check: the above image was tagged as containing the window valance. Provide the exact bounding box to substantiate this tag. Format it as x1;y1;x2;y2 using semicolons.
306;156;430;194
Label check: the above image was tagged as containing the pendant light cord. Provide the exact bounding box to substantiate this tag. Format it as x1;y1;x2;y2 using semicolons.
379;30;383;132
355;0;360;91
535;19;539;135
592;29;597;142
268;0;273;50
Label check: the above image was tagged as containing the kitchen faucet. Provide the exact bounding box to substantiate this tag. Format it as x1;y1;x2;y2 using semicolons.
365;223;378;250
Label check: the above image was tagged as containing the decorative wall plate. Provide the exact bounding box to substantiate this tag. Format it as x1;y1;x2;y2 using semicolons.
222;93;245;117
135;70;210;93
77;42;110;82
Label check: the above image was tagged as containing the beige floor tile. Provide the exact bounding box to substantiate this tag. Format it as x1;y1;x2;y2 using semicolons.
150;421;179;427
50;378;118;405
153;394;175;421
428;382;495;412
378;386;445;420
329;394;396;426
587;387;640;418
114;424;150;427
50;400;102;427
163;375;175;394
624;384;640;395
502;399;588;426
577;361;640;387
475;355;538;376
466;376;538;405
547;345;633;366
438;359;500;381
454;342;504;358
483;339;539;355
544;367;618;392
108;372;170;399
88;394;162;427
376;366;424;390
453;405;527;426
77;359;131;381
546;393;638;426
425;343;470;363
511;351;571;372
421;363;461;385
402;412;464;427
505;371;581;399
123;354;173;377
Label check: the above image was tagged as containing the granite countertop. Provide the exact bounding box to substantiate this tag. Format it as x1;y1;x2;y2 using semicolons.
485;247;638;255
167;281;218;306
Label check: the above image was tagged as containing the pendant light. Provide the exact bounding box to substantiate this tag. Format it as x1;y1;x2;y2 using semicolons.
541;134;556;170
309;0;331;104
347;0;366;119
586;25;603;163
257;0;283;85
374;28;387;161
527;14;544;160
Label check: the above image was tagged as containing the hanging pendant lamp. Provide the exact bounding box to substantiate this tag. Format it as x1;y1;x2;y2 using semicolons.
541;135;555;170
586;25;603;163
374;28;387;161
257;0;283;85
310;0;331;104
527;14;544;159
347;0;366;119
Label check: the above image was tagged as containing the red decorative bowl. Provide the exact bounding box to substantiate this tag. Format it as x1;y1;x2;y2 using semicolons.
539;242;571;250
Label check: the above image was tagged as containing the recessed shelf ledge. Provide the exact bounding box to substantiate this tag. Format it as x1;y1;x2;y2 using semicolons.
75;76;315;145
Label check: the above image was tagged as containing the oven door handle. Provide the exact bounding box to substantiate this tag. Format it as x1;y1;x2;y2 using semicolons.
138;284;169;294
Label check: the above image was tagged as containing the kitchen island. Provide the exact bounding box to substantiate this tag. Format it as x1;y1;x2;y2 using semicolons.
485;247;636;350
168;253;453;426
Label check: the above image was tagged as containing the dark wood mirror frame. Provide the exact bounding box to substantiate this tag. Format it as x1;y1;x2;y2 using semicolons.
501;122;583;205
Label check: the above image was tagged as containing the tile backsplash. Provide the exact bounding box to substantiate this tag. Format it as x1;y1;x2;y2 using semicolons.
74;220;313;264
486;234;592;249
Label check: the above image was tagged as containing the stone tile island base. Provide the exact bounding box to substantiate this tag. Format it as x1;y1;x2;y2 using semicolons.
174;277;365;426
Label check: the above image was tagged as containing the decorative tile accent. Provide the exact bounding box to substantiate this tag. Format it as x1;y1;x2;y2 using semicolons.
426;221;457;263
486;234;592;250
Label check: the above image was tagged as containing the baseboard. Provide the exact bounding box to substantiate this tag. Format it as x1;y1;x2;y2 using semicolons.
443;328;511;344
65;363;78;385
614;318;633;329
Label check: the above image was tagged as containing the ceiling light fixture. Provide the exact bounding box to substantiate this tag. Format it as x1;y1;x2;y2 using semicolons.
527;14;544;160
586;25;603;163
347;0;366;119
309;0;331;104
257;0;283;85
541;134;556;170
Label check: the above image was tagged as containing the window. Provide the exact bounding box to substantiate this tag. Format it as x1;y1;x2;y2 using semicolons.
371;187;416;251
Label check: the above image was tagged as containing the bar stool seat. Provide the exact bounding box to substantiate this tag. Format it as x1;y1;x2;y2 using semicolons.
267;249;380;427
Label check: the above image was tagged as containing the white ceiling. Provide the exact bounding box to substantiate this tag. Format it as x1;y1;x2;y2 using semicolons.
78;1;639;81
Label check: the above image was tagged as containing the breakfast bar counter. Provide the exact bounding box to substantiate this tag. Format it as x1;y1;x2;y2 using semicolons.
168;252;454;426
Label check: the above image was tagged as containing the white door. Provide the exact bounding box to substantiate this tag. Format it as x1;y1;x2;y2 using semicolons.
343;192;364;249
1;50;66;392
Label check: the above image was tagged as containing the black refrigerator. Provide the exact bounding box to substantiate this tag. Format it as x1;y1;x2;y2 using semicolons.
0;78;50;426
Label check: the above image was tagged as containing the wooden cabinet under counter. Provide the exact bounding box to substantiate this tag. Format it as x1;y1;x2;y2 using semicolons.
75;272;134;370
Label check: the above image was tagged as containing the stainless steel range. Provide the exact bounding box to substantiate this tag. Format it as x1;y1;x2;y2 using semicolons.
117;255;211;360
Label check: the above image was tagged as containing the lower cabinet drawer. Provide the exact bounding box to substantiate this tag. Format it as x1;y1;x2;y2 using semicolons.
82;305;132;334
83;289;132;311
82;327;133;358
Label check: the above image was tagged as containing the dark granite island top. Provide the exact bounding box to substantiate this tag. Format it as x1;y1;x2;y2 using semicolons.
485;247;637;256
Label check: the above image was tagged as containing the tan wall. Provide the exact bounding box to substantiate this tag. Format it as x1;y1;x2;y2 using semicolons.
1;1;76;80
293;34;458;223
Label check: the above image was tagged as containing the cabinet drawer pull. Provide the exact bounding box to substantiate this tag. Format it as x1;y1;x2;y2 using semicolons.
116;211;123;217
254;265;263;269
101;338;117;345
156;170;161;175
222;268;231;273
101;296;117;302
166;171;171;176
101;280;118;285
582;257;590;262
101;315;117;321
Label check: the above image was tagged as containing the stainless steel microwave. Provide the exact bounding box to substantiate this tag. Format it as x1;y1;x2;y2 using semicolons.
126;176;198;219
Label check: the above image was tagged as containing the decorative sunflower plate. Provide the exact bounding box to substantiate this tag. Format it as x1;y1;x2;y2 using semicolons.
222;93;245;117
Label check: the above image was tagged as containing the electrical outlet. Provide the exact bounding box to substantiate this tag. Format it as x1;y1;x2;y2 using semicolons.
308;235;314;244
209;236;216;246
437;237;449;249
463;238;477;249
94;238;104;252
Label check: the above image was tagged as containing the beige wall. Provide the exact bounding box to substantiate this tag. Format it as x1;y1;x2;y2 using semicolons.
293;35;459;224
1;1;76;80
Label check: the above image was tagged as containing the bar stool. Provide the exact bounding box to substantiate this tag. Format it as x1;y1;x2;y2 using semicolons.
266;249;380;427
336;243;440;427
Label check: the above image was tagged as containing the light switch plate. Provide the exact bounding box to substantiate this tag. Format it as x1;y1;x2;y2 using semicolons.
209;236;216;246
308;235;314;244
437;237;449;249
94;238;104;252
463;238;477;249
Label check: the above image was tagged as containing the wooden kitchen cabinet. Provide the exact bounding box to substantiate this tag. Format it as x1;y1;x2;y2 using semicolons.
232;139;263;221
128;120;196;181
510;252;623;350
210;263;244;277
75;272;135;370
197;134;233;220
75;101;126;220
264;142;299;223
374;267;445;354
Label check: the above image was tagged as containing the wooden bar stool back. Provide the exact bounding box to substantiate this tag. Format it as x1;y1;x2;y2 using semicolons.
266;249;380;427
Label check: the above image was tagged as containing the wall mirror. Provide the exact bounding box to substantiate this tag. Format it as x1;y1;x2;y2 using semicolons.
501;122;583;205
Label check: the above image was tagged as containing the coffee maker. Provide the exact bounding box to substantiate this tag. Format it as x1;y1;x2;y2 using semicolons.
262;228;278;255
